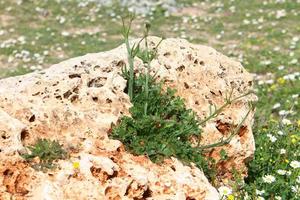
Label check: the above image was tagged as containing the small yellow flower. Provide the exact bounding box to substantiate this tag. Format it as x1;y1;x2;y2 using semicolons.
227;194;235;200
270;84;277;91
277;77;285;85
285;159;289;163
73;162;80;169
292;138;297;144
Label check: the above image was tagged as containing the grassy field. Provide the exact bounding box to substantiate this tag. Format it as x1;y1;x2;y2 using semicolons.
0;0;299;199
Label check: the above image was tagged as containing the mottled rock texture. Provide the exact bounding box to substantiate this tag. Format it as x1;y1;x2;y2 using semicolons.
0;37;256;199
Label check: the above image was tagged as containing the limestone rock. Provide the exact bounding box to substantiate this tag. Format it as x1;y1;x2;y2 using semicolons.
0;37;257;199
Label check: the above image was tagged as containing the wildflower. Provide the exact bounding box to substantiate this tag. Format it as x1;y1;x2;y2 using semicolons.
256;189;265;195
227;194;234;200
280;149;286;154
218;186;232;197
279;110;287;116
61;31;70;36
290;161;300;168
292;36;299;42
291;185;299;193
276;9;287;19
262;175;276;183
270;84;277;91
282;118;292;125
272;103;281;109
267;134;277;142
73;162;80;169
261;60;272;66
244;193;250;200
277;169;286;175
278;65;285;70
292;94;299;99
289;58;298;65
277;77;285;84
277;131;285;135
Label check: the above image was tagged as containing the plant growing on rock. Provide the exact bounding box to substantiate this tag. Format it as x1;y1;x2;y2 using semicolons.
21;138;67;171
111;17;254;180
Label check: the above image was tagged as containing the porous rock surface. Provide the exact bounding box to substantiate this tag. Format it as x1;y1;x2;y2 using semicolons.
0;37;257;199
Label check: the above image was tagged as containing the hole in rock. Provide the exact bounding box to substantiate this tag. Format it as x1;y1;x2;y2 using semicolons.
116;60;126;68
216;120;232;135
87;77;107;88
186;197;196;200
106;98;112;103
184;82;189;89
92;97;98;102
3;169;13;176
238;126;247;137
163;52;171;57
68;74;81;79
29;115;35;122
170;165;176;171
142;188;153;198
63;90;72;99
107;170;118;180
177;65;185;72
20;130;29;141
1;134;9;140
70;95;79;103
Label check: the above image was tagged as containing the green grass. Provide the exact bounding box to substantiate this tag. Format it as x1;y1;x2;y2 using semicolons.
0;0;300;199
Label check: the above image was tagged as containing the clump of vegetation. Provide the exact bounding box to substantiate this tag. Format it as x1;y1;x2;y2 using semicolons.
111;73;210;170
111;16;253;180
22;139;67;171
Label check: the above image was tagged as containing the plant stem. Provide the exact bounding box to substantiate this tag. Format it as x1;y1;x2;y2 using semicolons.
199;106;252;150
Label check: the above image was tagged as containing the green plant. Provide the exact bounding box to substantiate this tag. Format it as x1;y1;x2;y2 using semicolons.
112;18;254;180
111;73;210;170
136;22;164;115
22;139;67;171
121;14;141;101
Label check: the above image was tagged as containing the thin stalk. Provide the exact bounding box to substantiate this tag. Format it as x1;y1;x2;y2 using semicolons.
121;16;136;100
144;34;150;115
199;90;253;126
199;106;252;150
197;90;254;147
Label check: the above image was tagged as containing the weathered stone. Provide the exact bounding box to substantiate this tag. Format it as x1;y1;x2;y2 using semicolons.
0;37;257;199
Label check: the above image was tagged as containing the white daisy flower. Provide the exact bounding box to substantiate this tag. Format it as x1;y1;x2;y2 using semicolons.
267;134;277;142
280;149;286;154
272;103;281;109
218;186;232;197
262;175;276;183
282;118;292;125
256;189;265;195
277;169;286;175
290;161;300;169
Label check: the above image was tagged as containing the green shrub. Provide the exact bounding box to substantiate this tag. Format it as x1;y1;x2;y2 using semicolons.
22;139;67;171
111;73;211;173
